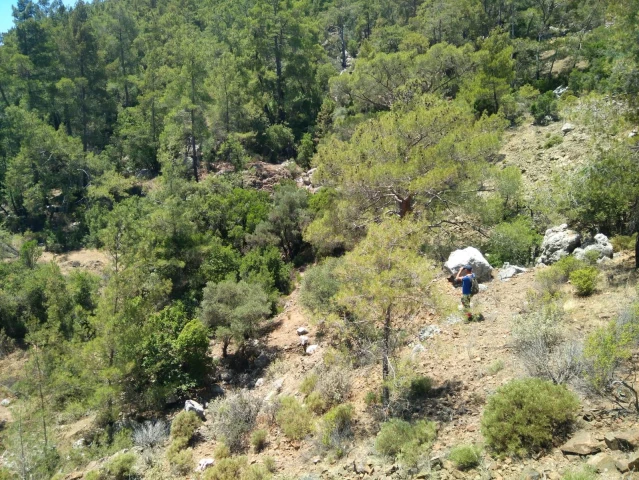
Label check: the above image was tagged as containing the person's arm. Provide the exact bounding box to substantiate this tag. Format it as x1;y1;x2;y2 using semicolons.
455;267;465;281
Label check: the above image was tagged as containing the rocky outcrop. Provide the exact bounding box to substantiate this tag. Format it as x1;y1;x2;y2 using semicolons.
560;431;602;455
573;233;613;263
537;224;581;265
604;429;639;451
185;399;205;419
444;247;493;282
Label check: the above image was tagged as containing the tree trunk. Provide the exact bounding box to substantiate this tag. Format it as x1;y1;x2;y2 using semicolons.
191;109;199;182
339;24;347;70
398;194;413;218
274;33;285;123
382;305;391;407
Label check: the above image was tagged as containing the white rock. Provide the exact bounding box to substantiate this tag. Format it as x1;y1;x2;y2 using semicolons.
196;458;215;472
0;399;11;407
299;335;309;346
573;233;613;261
255;378;265;388
444;247;493;282
184;399;205;418
498;263;528;281
272;378;284;392
562;122;575;134
419;325;441;341
412;344;426;356
296;327;309;335
537;224;581;265
72;438;85;449
306;345;319;355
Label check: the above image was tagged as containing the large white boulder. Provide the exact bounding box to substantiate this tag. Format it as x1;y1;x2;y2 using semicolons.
185;399;205;419
444;247;493;282
537;224;581;265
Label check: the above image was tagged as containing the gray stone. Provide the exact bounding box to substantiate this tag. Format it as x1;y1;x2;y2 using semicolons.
444;247;493;282
255;378;265;388
254;352;269;369
419;325;441;341
537;224;582;265
72;438;85;449
0;399;10;407
412;343;426;356
554;85;568;97
498;263;528;281
522;469;541;480
562;123;575;134
196;458;215;472
299;335;309;346
574;233;613;262
272;378;284;392
306;344;319;355
604;429;639;451
587;453;618;473
184;399;205;418
560;431;602;455
296;327;309;335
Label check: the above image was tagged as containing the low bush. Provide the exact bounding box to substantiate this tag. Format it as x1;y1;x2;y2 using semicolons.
305;391;326;414
299;373;318;396
169;448;193;475
251;429;268;452
375;419;436;466
409;376;432;398
610;234;636;252
530;91;559;125
561;466;597;480
263;456;276;473
488;217;541;267
534;266;565;298
213;443;231;460
208;391;263;452
543;134;563;149
276;396;313;440
554;256;586;280
299;362;351;414
104;452;136;480
132;419;169;447
242;464;272;480
481;378;579;456
569;267;598;296
448;444;482;470
319;404;354;457
299;258;342;316
170;410;201;442
486;359;504;375
203;456;248;480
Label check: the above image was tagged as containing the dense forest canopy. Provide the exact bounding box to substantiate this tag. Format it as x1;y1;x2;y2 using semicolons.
3;0;639;477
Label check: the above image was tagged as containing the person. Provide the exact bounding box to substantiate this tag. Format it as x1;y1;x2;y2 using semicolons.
456;264;475;311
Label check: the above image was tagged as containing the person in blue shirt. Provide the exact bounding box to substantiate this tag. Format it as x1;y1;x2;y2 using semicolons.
455;264;475;310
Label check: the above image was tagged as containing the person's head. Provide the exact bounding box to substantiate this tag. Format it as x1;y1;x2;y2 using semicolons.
464;264;473;274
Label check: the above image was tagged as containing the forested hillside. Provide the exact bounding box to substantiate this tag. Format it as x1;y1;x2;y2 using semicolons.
2;0;639;478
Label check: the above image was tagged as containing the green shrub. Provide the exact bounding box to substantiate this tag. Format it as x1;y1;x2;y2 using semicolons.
299;258;342;315
242;464;272;480
487;359;505;375
448;444;482;470
561;466;597;480
530;91;559;125
610;234;636;252
203;456;247;480
488;217;541;267
214;443;231;460
305;391;326;414
409;376;432;398
251;429;268;452
481;378;579;456
104;452;136;480
208;391;262;452
543;135;563;149
554;256;586;280
171;410;201;441
319;404;354;451
364;391;379;406
375;419;437;464
535;266;565;298
263;456;276;473
169;448;193;475
300;373;318;396
569;267;598;296
84;471;101;480
276;396;313;440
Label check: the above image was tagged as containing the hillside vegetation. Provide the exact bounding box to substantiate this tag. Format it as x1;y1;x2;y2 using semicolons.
1;0;639;478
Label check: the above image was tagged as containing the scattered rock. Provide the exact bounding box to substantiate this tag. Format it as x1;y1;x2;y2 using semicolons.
573;233;613;262
587;453;618;473
604;429;639;451
412;343;426;356
272;378;284;393
255;378;265;388
184;399;205;419
444;247;493;282
296;327;309;335
554;85;569;97
537;224;582;265
522;469;541;480
419;325;441;341
299;335;309;347
0;399;11;407
498;263;527;281
562;123;575;134
445;314;463;325
72;438;85;449
306;344;319;355
196;458;215;472
629;128;638;138
560;431;602;455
